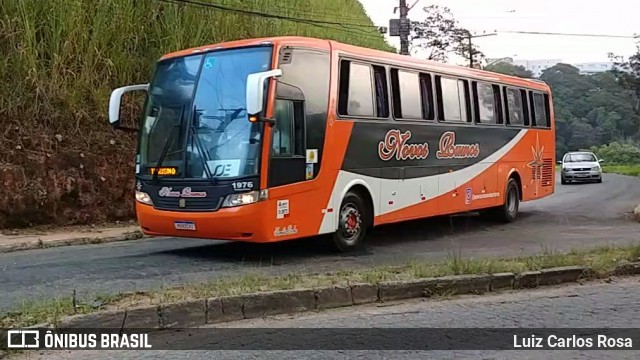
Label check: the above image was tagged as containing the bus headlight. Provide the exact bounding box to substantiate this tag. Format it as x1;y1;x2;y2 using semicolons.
222;190;268;208
135;191;153;206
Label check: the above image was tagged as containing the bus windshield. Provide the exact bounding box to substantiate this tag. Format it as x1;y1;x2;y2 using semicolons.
138;46;273;179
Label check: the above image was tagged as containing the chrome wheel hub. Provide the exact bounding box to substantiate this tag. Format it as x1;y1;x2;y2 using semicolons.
339;203;361;243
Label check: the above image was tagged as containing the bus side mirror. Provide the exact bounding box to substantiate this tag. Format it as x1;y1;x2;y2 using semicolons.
109;84;149;131
246;69;282;122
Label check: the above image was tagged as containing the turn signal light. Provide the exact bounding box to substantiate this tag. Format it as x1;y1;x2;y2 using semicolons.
248;115;258;123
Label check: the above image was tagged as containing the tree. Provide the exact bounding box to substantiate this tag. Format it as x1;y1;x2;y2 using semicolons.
609;41;640;111
483;62;533;78
410;5;483;63
538;63;640;157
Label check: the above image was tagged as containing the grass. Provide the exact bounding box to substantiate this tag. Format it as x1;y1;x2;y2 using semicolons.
3;243;640;329
602;164;640;177
555;163;640;177
0;0;394;228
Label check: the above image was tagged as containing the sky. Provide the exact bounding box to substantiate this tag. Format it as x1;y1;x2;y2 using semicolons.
358;0;638;65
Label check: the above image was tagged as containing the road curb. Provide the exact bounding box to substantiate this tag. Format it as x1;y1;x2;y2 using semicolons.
0;230;145;254
39;263;635;330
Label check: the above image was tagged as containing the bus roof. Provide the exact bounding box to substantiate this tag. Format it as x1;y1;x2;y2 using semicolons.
160;36;550;92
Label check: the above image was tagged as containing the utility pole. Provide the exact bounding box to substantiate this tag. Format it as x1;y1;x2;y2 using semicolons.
466;32;498;68
467;32;473;68
390;0;419;56
399;0;409;55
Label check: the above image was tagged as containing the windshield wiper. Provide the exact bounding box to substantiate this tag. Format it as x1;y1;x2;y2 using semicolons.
152;107;185;182
189;124;216;184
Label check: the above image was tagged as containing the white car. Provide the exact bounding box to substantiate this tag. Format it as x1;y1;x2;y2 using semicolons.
558;151;604;185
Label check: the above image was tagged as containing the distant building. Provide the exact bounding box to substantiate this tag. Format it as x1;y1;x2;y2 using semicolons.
507;58;617;77
573;62;615;75
513;59;562;77
486;57;514;65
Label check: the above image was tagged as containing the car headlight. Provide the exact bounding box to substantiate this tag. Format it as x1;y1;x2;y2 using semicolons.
135;191;153;205
222;190;268;208
592;166;601;171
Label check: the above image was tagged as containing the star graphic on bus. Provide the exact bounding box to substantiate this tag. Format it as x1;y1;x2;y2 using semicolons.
527;134;546;191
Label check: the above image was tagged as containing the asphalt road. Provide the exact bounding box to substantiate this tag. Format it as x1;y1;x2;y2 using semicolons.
1;172;639;311
13;277;640;359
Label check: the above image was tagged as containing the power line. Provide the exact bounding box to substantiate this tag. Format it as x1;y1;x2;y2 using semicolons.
158;0;381;30
472;30;639;39
155;0;386;40
206;0;378;26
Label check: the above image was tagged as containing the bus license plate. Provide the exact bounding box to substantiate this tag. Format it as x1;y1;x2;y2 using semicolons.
174;221;196;231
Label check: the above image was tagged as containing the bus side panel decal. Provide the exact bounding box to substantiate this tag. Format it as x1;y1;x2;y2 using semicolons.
317;128;528;233
342;123;522;178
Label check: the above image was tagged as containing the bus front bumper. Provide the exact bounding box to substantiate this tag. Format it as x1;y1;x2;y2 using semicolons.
135;201;268;241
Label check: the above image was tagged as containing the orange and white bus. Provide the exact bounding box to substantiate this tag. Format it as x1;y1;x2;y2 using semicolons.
108;36;555;251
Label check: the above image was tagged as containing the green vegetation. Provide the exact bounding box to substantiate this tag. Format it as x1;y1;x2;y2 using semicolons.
0;0;393;228
591;141;640;165
602;165;640;177
484;62;533;78
486;42;640;162
3;243;640;328
538;64;640;159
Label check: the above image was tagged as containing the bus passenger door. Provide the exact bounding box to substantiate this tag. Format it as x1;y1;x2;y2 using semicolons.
268;90;307;187
268;47;331;188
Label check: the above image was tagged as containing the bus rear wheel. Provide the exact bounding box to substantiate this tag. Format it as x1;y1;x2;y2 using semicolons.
484;178;520;223
332;191;368;252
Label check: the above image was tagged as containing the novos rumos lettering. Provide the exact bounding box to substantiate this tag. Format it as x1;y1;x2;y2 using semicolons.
436;131;480;159
378;130;429;161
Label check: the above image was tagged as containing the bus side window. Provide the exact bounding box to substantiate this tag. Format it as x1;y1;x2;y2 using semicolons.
272;99;294;156
520;89;530;126
472;82;499;124
390;69;430;120
504;87;525;126
531;92;551;128
272;99;304;157
436;76;470;122
338;61;375;117
372;65;389;118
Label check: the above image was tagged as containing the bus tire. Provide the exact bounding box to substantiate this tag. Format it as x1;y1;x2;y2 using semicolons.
483;178;519;223
495;178;520;223
332;191;368;252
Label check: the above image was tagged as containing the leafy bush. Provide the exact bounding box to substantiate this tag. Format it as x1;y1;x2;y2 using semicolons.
0;0;392;228
590;141;640;165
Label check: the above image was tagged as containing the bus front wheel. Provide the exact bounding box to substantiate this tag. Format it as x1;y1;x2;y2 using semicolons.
332;191;368;252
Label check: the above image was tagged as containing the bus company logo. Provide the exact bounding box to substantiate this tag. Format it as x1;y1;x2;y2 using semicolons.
274;225;298;237
436;131;480;159
378;130;429;161
158;187;207;198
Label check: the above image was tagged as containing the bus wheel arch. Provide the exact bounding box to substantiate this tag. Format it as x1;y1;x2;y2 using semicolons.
508;170;523;201
331;183;374;252
483;170;521;223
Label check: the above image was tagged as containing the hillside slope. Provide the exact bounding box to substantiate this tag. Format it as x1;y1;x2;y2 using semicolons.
0;0;394;228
